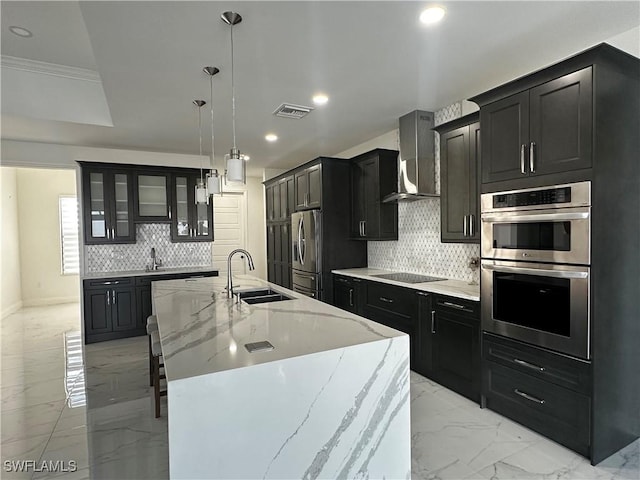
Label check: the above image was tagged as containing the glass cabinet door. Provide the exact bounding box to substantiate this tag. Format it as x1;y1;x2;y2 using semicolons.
89;172;107;239
174;176;191;239
194;201;210;238
137;174;168;219
112;174;131;239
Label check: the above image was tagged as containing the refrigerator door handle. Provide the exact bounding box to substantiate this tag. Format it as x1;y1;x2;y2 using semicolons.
298;217;305;266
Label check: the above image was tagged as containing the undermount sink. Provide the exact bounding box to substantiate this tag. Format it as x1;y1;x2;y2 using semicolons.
235;288;293;304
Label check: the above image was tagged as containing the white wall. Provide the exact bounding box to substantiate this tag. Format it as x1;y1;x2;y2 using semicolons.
15;167;80;306
245;176;267;280
605;25;640;57
0;167;23;317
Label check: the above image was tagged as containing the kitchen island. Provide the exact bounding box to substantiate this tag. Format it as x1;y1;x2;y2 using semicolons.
152;275;410;479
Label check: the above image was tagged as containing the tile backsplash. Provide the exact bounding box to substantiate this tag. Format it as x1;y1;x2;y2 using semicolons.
85;224;212;273
368;101;481;283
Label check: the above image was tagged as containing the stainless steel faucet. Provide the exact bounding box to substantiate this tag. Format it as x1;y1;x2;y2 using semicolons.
227;249;255;298
149;247;162;271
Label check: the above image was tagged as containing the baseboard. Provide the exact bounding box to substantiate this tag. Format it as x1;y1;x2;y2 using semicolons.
1;301;23;319
22;296;80;307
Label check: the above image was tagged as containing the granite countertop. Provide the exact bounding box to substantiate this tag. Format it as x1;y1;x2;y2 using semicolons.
331;268;480;301
82;265;218;280
151;274;404;383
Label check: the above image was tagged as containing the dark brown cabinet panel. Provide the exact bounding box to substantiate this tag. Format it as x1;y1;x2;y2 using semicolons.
170;174;213;242
436;113;480;243
85;290;111;334
295;163;322;211
82;167;135;245
111;288;137;331
480;67;592;187
350;149;398;241
134;172;171;222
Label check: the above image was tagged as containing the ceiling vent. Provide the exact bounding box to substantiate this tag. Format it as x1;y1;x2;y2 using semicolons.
273;103;314;119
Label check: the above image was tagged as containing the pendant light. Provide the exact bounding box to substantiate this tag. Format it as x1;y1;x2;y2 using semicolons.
221;11;246;184
203;66;222;198
193;99;208;205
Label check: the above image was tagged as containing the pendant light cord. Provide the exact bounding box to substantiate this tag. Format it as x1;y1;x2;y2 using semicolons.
198;104;203;182
210;75;215;171
230;23;237;151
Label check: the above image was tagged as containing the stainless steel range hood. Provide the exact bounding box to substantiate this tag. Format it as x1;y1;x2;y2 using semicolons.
383;110;438;202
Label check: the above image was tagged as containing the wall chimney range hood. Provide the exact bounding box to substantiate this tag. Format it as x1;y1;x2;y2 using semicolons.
383;110;438;202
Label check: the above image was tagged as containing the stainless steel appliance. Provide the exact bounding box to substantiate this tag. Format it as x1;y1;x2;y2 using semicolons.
291;210;322;298
481;181;591;265
481;181;592;359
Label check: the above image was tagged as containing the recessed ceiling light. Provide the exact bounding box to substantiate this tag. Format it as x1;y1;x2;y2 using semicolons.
9;25;33;38
312;94;329;106
419;6;446;25
265;134;278;142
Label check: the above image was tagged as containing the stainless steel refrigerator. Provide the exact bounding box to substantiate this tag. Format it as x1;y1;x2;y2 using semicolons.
291;210;322;299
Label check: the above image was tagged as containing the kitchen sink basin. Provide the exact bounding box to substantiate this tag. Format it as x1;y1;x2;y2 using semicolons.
235;288;293;304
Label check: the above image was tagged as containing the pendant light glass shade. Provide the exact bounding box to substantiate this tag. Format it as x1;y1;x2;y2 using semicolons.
222;11;247;185
193;99;208;205
206;169;221;195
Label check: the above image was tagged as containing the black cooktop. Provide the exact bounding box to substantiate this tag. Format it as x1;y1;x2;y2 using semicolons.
372;272;447;284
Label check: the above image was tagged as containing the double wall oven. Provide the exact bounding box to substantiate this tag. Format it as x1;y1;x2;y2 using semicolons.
481;182;591;359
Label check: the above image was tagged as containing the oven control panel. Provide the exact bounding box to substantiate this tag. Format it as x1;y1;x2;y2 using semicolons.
493;186;571;208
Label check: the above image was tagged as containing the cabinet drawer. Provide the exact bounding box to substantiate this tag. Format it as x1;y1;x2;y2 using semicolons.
134;271;218;286
483;333;591;394
84;277;133;289
333;275;354;287
484;361;590;456
366;281;417;320
434;295;479;318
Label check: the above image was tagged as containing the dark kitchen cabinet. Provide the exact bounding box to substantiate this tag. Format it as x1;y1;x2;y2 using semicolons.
431;295;481;403
83;277;137;343
332;275;365;315
350;149;398;241
482;333;591;457
294;163;322;210
82;167;135;245
279;175;295;221
134;172;171;222
475;67;592;187
434;113;480;243
170;173;213;242
265;174;294;289
415;291;434;376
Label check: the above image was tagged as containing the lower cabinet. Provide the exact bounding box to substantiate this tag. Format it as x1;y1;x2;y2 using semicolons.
84;271;218;343
332;275;365;314
482;332;591;456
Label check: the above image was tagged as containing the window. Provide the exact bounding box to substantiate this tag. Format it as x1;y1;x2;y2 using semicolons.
59;196;80;275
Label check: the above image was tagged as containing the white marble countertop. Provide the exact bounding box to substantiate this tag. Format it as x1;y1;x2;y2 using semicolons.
152;275;405;383
82;265;218;280
331;268;480;301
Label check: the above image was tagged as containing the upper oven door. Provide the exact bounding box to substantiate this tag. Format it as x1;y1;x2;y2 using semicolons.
481;207;590;265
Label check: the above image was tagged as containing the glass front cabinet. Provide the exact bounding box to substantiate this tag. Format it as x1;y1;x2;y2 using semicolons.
170;174;213;242
134;173;170;222
82;168;135;244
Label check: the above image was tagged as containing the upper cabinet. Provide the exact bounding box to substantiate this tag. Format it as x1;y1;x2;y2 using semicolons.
294;163;322;210
434;113;480;243
134;172;171;222
266;175;295;222
170;173;213;243
82;166;135;244
350;149;398;241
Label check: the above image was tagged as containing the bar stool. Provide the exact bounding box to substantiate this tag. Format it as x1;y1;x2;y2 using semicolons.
146;315;158;386
150;329;167;418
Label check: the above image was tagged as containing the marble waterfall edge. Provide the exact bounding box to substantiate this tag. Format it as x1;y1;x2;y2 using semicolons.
168;336;410;479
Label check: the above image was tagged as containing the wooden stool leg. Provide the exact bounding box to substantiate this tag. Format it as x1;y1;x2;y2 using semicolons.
153;355;161;418
149;335;154;387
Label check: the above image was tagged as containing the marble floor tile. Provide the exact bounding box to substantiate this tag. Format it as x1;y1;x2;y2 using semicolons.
2;303;639;480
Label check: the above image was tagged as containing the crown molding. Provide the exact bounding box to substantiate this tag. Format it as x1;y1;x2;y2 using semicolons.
1;55;100;82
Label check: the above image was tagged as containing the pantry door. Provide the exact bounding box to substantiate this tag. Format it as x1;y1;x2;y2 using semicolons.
212;193;247;275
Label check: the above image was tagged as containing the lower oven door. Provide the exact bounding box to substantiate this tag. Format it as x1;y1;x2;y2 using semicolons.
481;259;590;359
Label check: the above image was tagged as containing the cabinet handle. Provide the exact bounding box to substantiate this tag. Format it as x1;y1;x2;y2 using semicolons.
349;289;354;307
514;388;545;405
529;142;536;173
379;296;394;304
112;290;116;304
469;214;475;237
100;281;120;286
431;311;436;334
463;215;468;237
353;278;362;283
520;144;527;174
442;301;471;312
513;358;546;372
416;291;429;297
362;221;366;237
106;290;111;305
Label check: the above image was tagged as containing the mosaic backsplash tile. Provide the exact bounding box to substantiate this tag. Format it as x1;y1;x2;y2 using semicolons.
85;224;212;273
368;101;480;283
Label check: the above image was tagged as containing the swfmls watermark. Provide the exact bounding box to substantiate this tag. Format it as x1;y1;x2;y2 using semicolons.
4;460;78;473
